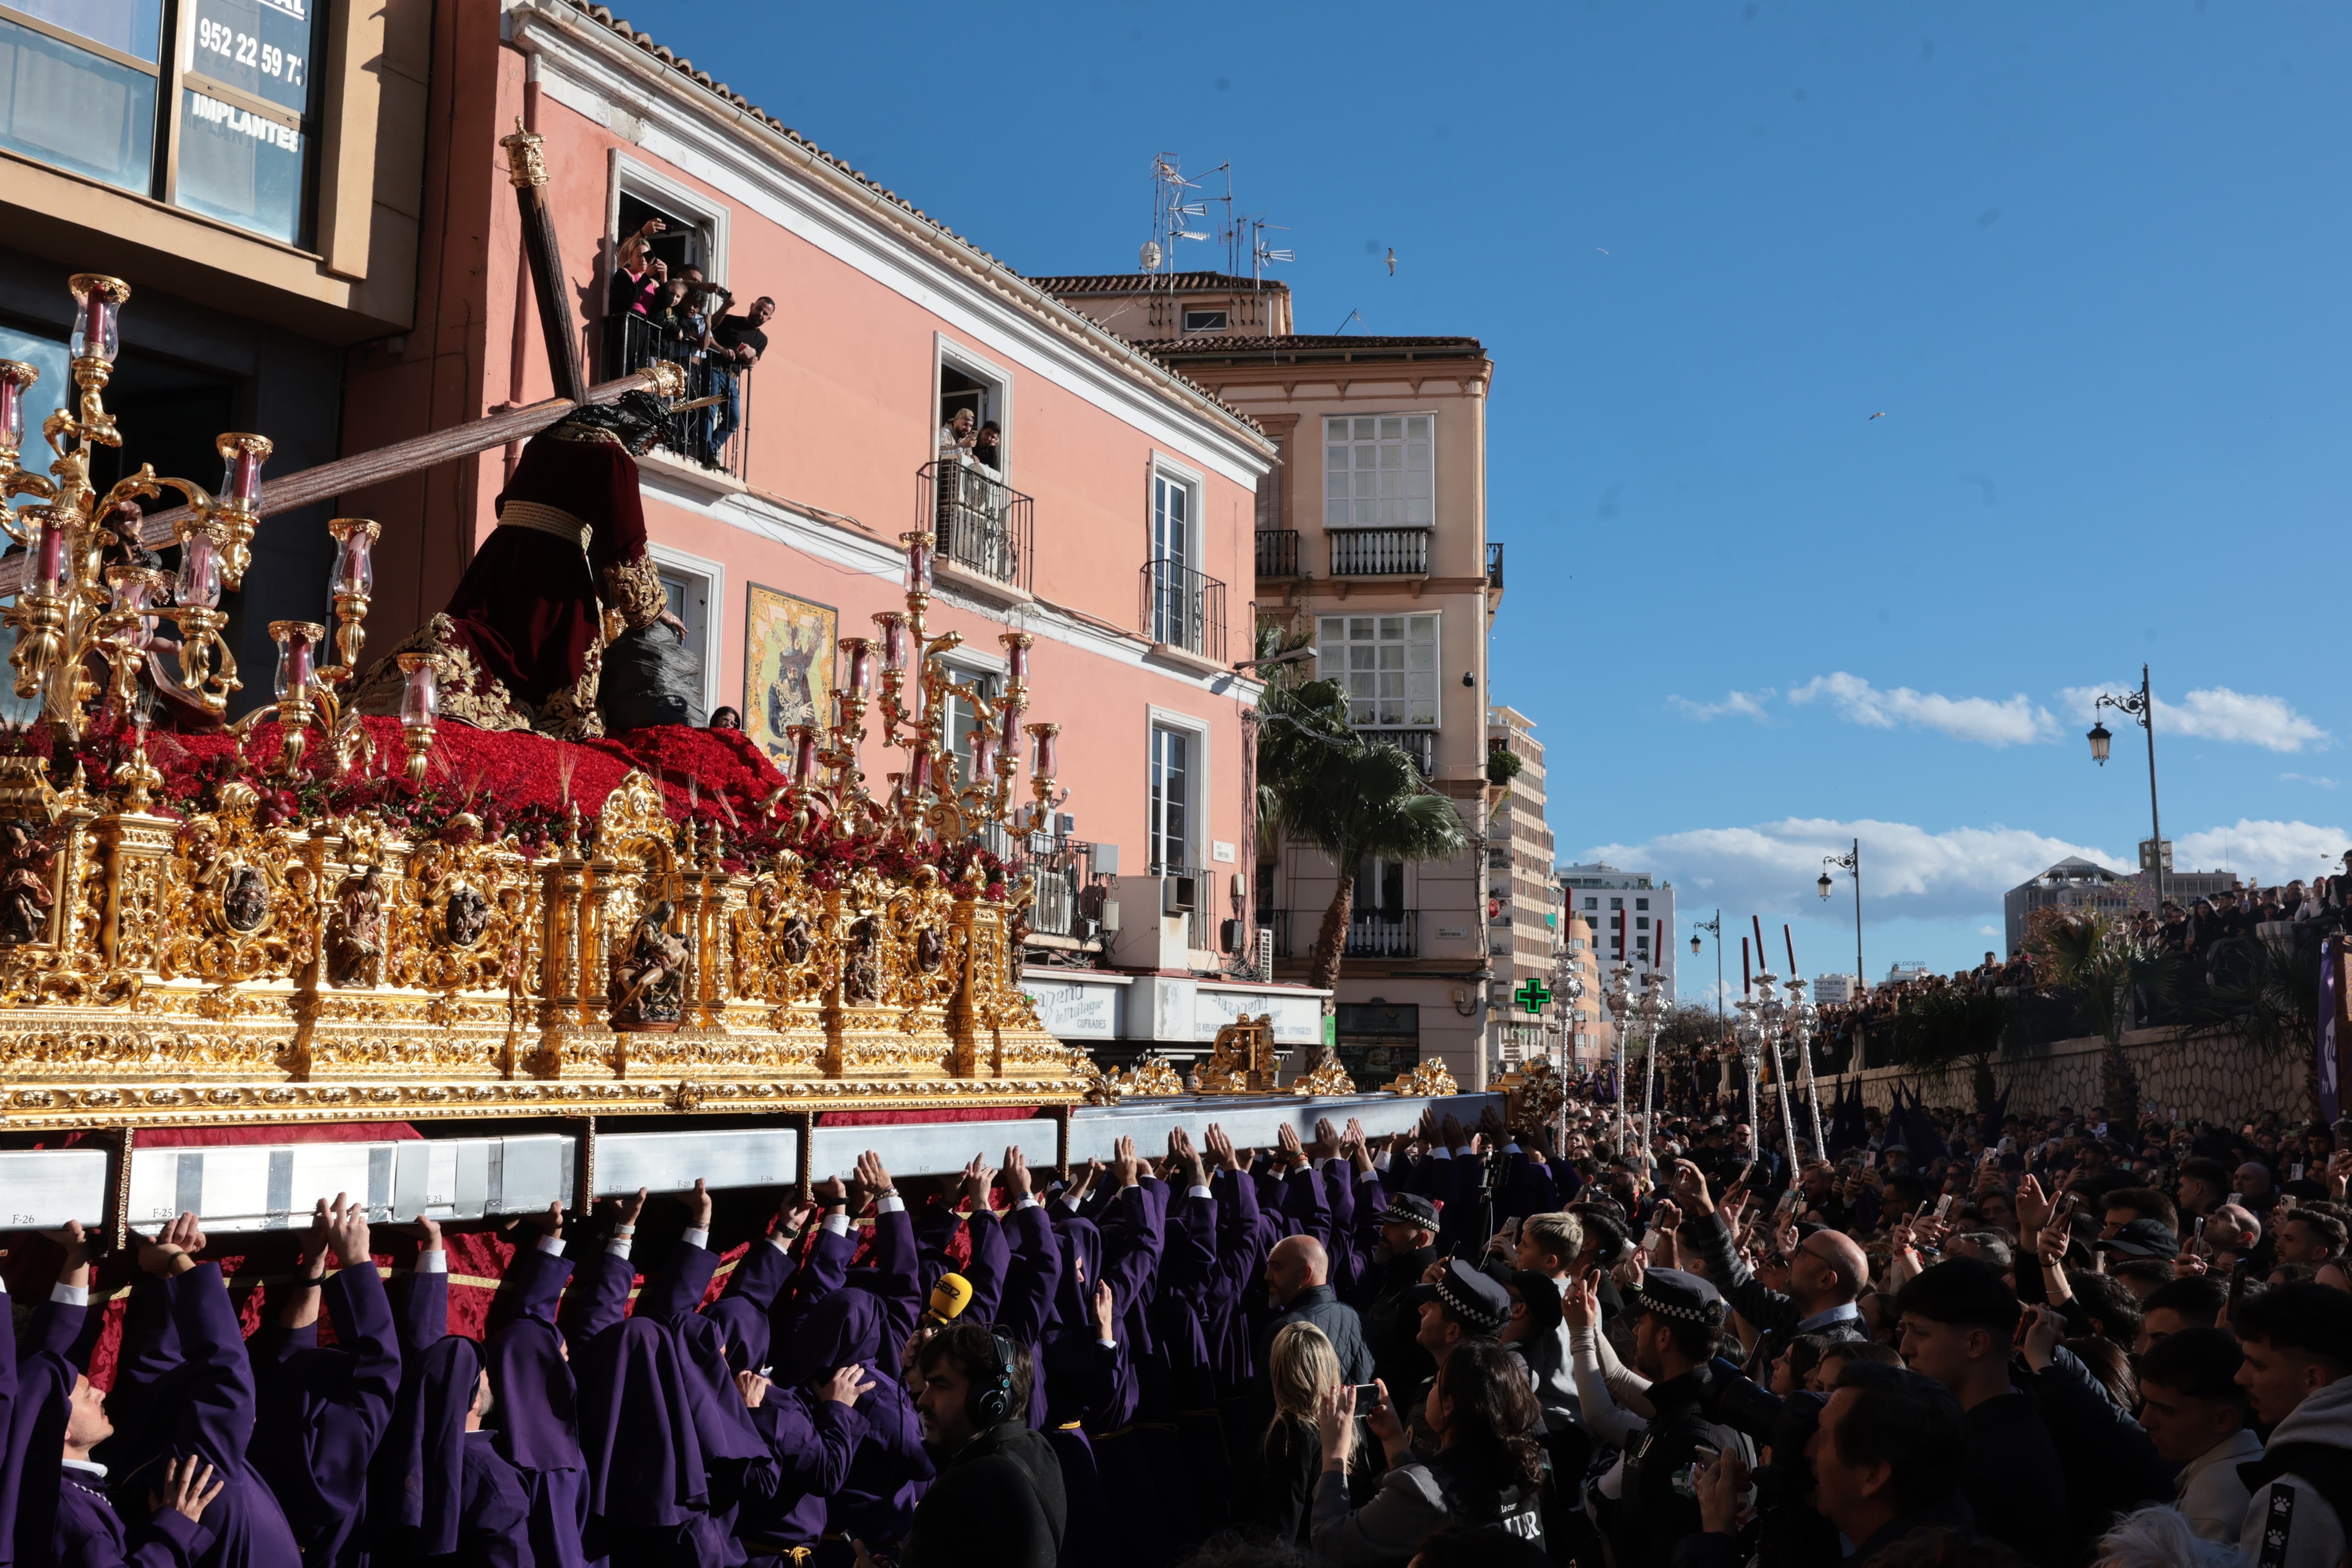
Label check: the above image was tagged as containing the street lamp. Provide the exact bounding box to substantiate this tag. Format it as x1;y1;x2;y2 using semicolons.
2089;665;2164;908
1821;839;1865;1068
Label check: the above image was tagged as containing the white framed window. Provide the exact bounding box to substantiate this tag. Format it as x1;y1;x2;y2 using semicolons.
937;648;1006;787
1146;706;1210;875
1182;308;1229;333
608;151;730;292
1314;613;1438;728
1324;413;1433;529
936;335;1012;473
647;542;726;721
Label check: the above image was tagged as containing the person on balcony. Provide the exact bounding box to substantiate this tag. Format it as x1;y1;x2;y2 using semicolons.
709;296;772;460
970;420;1004;475
605;217;669;375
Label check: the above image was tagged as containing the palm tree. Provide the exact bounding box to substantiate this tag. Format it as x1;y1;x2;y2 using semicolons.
1255;669;1469;998
2177;928;2327;1119
2030;909;2172;1139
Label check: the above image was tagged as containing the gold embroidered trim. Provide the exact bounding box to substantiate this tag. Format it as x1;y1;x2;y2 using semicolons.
347;615;534;733
540;640;604;741
602;554;668;632
549;424;627;448
496;502;592;551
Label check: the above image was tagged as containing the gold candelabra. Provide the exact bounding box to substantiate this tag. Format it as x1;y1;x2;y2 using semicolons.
769;530;1063;853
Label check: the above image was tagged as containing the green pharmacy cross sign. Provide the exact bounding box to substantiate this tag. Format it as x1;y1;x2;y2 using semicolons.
1514;978;1552;1015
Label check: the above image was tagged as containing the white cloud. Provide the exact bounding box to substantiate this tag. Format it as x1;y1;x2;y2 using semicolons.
1583;814;2352;924
1668;689;1775;723
2173;819;2351;885
1979;925;2000;936
1788;672;2055;747
1581;815;2115;924
2059;684;2330;754
2279;773;2339;790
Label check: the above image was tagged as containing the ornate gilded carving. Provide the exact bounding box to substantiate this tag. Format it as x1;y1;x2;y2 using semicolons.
1290;1053;1358;1097
1195;1014;1280;1095
1383;1058;1460;1098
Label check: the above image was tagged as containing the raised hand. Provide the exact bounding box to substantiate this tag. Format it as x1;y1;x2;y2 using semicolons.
2014;1173;2051;1238
526;1202;559;1241
302;1198;335;1279
686;1177;713;1232
604;1187;649;1228
1203;1123;1234;1172
1065;1159;1101;1206
1561;1271;1600;1331
736;1370;771;1409
135;1212;202;1276
1362;1377;1406;1453
1003;1147;1033;1204
325;1192;370;1268
1110;1137;1141;1188
813;1175;848;1210
852;1149;893;1201
1091;1279;1117;1341
1672;1159;1715;1218
1275;1122;1305;1169
2018;1302;2064;1370
961;1154;996;1213
776;1197;819;1239
1441;1113;1466;1149
152;1456;224;1524
44;1220;98;1285
1316;1381;1359;1470
1696;1448;1750;1537
1311;1118;1341;1161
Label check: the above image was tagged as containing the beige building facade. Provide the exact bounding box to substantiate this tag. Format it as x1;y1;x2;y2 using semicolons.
1038;273;1501;1087
1487;705;1565;1068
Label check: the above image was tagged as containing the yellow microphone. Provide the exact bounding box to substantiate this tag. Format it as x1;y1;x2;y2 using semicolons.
925;1272;974;1326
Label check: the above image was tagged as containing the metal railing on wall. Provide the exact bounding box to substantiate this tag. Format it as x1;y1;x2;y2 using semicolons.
600;312;750;477
920;459;1035;591
1140;559;1227;659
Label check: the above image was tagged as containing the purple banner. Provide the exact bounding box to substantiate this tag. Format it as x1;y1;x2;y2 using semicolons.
2320;934;2343;1123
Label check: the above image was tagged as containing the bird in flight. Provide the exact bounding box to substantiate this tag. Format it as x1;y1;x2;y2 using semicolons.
1868;411;1887;420
1385;248;1396;275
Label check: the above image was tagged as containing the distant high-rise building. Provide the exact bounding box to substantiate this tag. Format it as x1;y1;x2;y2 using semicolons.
1811;973;1859;1007
2003;856;2241;955
1558;863;1675;999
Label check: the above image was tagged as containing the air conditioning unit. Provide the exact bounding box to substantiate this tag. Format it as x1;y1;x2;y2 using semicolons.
1163;874;1199;915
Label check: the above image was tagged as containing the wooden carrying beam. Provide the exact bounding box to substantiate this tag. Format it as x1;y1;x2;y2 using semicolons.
0;372;651;595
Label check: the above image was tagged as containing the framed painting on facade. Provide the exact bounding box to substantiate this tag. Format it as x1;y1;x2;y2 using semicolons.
743;584;837;769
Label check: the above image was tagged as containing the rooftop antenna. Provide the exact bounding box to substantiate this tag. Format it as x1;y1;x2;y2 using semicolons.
1250;216;1294;284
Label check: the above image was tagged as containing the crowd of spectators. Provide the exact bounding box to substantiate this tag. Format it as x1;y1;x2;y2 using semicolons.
605;215;771;469
14;1093;2352;1568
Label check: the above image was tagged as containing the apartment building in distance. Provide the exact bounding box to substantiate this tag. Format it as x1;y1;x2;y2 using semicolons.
1559;862;1677;998
1561;909;1609;1070
1486;706;1564;1067
1035;271;1502;1086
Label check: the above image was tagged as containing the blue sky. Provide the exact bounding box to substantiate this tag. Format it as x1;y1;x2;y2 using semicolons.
622;0;2350;993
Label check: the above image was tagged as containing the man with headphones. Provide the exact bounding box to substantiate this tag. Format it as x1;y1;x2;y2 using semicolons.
857;1320;1066;1568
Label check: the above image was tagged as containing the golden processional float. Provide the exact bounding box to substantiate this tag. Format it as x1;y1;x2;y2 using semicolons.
0;264;1538;1235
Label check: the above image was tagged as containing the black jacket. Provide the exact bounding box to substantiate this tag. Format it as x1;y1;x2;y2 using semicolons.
1608;1364;1721;1568
1266;1285;1376;1388
1960;1391;2072;1568
899;1421;1067;1568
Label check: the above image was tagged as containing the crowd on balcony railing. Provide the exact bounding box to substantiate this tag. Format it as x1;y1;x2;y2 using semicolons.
605;216;770;471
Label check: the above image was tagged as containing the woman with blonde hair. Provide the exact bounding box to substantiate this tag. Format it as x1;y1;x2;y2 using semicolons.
1254;1322;1373;1544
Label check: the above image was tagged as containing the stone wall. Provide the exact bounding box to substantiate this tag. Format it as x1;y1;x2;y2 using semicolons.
1759;1027;2311;1129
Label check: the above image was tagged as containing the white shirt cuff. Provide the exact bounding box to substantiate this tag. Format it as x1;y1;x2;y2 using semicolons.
682;1228;710;1251
1059;1194;1081;1213
1188;1184;1213;1200
1016;1196;1042;1211
418;1251;448;1274
823;1214;851;1236
1430;1148;1453;1161
535;1235;566;1257
605;1239;633;1258
1099;1338;1118;1350
766;1234;794;1255
1376;1153;1392;1172
876;1194;905;1216
51;1282;88;1307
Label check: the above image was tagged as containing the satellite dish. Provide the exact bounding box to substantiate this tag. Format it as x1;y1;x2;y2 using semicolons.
1139;240;1163;272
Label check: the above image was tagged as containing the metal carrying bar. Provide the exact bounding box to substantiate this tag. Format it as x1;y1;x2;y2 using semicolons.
0;1091;1501;1233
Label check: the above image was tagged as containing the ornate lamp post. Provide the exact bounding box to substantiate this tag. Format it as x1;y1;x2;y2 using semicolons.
1820;840;1865;1066
1751;969;1802;1181
1785;974;1825;1158
2089;664;2165;908
1604;961;1633;1151
1733;991;1764;1154
1636;969;1665;1160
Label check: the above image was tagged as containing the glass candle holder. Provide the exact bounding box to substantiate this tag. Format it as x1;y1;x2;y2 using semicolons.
874;612;908;673
271;622;323;700
174;531;222;609
107;567;161;646
0;361;36;453
842;637;875;697
970;730;998;777
328;518;377;595
903;532;932;593
26;510;63;593
67;275;124;364
997;696;1024;753
1002;632;1031;685
1027;723;1059;779
217;435;270;513
397;653;440;727
909;748;932;796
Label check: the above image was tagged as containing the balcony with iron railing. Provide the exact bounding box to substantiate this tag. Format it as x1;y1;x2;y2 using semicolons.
1264;907;1420;961
599;312;751;477
1004;833;1114;941
920;459;1035;593
1140;559;1228;661
1255;529;1302;579
1329;528;1430;577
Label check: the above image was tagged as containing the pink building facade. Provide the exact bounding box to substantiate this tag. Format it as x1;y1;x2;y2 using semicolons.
334;0;1323;1059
